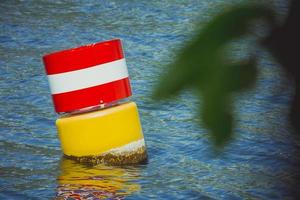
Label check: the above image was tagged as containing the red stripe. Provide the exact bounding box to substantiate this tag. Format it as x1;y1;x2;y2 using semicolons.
43;39;124;75
52;78;131;113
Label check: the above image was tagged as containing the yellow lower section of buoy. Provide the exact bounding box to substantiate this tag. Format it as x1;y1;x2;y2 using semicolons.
56;102;145;158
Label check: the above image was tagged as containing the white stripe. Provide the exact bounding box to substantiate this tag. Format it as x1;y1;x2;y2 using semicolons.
48;59;129;94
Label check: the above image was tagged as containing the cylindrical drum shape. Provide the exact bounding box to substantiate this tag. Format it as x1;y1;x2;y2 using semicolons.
43;39;132;113
56;102;147;165
42;39;147;165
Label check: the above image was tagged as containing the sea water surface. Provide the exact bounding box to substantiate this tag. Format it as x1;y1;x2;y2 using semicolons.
1;0;300;199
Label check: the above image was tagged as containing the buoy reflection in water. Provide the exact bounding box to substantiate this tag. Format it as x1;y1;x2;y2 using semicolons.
55;158;141;200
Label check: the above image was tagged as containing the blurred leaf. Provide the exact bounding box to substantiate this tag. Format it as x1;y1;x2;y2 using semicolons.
153;4;274;146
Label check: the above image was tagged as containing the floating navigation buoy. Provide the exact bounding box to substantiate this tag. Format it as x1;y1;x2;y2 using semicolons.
43;39;147;165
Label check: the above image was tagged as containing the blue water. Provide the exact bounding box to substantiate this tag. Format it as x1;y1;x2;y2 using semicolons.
1;0;300;199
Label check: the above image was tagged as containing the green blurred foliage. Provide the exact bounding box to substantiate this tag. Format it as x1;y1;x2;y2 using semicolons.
153;4;275;146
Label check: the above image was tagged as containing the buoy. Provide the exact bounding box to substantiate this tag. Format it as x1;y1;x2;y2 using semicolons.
43;39;147;165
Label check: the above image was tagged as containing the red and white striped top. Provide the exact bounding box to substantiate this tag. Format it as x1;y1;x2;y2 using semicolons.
43;39;132;113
